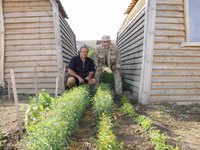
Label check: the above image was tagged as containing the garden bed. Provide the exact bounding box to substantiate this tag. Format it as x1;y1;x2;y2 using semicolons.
1;93;200;149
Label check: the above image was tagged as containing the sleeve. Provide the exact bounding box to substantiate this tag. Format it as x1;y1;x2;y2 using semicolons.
68;57;76;70
116;47;121;69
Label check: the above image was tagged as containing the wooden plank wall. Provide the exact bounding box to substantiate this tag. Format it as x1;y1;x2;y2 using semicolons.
3;0;58;94
59;14;76;67
151;0;200;103
117;9;145;99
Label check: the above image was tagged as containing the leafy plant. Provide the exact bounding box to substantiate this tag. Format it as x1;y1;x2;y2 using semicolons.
99;71;114;87
93;83;113;116
149;129;170;150
24;85;91;150
97;113;123;150
121;102;136;117
120;94;130;104
25;90;55;125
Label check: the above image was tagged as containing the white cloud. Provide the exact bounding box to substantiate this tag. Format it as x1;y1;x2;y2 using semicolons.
60;0;131;41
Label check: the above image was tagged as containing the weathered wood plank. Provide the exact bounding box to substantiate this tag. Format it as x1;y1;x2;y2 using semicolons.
153;62;200;70
5;56;57;62
5;39;55;46
154;50;200;56
5;50;56;56
156;10;183;18
152;75;200;82
156;0;183;5
152;69;200;75
150;95;200;102
155;30;185;36
5;67;58;73
121;63;142;70
5;22;53;29
151;88;200;95
4;6;51;13
6;44;56;51
154;36;184;43
4;72;58;78
6;28;54;34
4;1;51;7
156;4;183;11
5;17;53;23
151;82;200;89
154;43;200;50
153;56;200;63
156;17;184;24
5;61;57;67
5;33;55;40
4;11;52;18
156;23;184;30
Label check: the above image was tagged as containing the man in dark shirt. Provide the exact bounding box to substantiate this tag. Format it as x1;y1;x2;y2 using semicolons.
66;45;96;88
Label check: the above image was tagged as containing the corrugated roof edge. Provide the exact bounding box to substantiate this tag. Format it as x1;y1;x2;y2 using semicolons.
56;0;68;19
124;0;139;14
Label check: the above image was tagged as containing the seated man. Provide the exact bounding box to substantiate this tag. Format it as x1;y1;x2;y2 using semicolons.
67;45;96;88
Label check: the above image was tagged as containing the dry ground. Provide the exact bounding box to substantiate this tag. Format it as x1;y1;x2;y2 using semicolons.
0;94;200;150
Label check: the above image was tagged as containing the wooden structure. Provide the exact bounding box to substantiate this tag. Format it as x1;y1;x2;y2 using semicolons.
117;0;200;104
0;0;77;94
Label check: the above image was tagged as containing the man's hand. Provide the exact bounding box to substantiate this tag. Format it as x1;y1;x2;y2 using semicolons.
77;76;84;84
85;76;91;81
85;72;94;81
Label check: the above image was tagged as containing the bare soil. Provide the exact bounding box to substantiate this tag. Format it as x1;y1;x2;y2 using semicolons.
0;94;30;150
1;94;200;150
137;103;200;150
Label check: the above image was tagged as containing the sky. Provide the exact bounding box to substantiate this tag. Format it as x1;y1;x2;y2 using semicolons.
60;0;131;41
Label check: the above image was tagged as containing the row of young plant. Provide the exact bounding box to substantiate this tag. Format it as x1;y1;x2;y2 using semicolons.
120;94;179;150
23;85;91;150
92;83;123;150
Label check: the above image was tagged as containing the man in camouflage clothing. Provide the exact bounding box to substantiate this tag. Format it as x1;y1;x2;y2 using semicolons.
95;35;122;95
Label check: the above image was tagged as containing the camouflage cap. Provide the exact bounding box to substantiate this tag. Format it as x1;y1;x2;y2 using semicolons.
101;35;111;41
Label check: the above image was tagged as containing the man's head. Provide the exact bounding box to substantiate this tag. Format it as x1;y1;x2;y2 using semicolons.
101;35;111;49
80;45;89;59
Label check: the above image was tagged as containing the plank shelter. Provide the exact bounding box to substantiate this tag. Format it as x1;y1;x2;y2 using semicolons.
0;0;77;94
118;0;200;104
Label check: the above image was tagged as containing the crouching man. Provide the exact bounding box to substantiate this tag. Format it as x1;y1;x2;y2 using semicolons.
67;45;96;88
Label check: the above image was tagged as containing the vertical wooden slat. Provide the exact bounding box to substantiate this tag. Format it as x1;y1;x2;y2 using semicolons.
34;64;38;101
139;0;157;104
0;0;5;84
10;69;23;136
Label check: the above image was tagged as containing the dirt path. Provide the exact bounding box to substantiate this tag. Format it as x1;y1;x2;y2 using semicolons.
66;107;98;150
113;106;154;150
67;104;154;150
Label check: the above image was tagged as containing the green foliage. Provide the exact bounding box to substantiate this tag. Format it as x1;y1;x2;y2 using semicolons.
97;113;123;150
39;89;54;109
121;102;136;117
93;83;113;116
99;71;114;88
149;129;170;150
119;94;130;104
136;115;153;131
119;95;178;150
24;85;90;150
25;90;55;125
